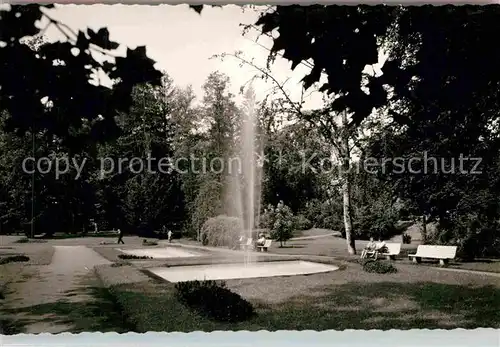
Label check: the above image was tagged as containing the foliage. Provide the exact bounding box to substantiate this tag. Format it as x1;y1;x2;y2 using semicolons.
362;259;398;274
117;254;152;260
354;204;399;241
14;238;30;243
301;199;343;231
1;5;162;149
293;214;313;231
200;215;242;249
259;204;276;230
255;6;395;124
262;121;331;213
0;255;30;265
364;6;500;258
269;201;294;246
175;280;254;322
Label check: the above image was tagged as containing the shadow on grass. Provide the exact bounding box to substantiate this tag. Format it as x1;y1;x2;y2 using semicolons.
278;244;306;249
107;280;500;332
1;286;136;334
253;282;500;330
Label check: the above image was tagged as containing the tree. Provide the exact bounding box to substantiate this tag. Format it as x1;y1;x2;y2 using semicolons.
181;72;239;240
253;5;398;254
365;6;500;258
270;201;294;247
1;5;162;150
97;77;185;234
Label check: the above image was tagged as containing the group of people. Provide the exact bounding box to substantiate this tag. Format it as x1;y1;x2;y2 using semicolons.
360;237;387;259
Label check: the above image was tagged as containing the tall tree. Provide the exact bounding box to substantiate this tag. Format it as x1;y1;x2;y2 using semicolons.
254;5;397;254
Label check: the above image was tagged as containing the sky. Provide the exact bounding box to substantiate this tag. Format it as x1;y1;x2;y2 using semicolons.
39;4;327;109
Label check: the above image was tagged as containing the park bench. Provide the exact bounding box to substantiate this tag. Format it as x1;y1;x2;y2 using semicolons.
240;238;253;251
257;239;272;252
408;245;457;266
376;242;402;260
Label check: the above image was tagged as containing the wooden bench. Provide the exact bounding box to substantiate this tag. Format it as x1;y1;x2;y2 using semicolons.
257;239;272;252
376;242;402;260
240;238;253;251
408;245;457;266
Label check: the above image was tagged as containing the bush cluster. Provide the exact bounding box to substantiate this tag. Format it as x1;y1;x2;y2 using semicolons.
0;255;30;265
14;238;30;243
361;259;397;274
175;280;254;322
300;199;343;230
200;215;242;249
117;254;152;260
293;214;313;230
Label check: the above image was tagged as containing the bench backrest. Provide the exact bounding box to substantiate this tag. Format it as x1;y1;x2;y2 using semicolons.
263;239;272;248
380;242;401;255
415;245;457;259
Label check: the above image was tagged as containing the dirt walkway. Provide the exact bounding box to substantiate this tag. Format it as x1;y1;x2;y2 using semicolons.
2;246;111;334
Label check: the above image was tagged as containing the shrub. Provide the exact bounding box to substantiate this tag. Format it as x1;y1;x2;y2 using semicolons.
402;233;412;244
14;237;30;243
111;262;131;267
0;255;30;265
293;214;313;231
362;259;397;274
259;204;276;229
117;254;152;260
302;199;344;230
175;280;254;322
142;239;158;246
200;215;242;249
431;213;500;260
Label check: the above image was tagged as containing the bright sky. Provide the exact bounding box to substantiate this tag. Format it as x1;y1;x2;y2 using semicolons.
40;4;327;109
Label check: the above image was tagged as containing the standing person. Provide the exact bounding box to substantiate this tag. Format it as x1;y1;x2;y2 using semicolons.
167;229;173;243
117;228;125;244
94;221;98;233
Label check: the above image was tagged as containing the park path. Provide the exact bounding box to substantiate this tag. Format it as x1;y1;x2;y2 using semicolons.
3;246;111;334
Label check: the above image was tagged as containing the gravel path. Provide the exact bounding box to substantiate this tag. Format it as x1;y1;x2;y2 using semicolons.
3;246;111;334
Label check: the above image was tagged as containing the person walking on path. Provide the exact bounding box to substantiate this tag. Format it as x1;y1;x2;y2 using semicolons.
117;228;125;244
167;229;173;243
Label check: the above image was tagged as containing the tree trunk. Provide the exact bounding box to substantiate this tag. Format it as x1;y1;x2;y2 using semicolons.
340;111;356;255
421;214;427;242
340;161;356;255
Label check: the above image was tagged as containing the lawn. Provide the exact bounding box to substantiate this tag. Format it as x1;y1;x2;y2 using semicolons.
96;259;500;332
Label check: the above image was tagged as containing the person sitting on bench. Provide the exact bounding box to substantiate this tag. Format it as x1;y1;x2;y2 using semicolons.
256;233;266;247
361;237;377;259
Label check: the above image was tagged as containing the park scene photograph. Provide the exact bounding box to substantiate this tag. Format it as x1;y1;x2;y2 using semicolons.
1;4;500;334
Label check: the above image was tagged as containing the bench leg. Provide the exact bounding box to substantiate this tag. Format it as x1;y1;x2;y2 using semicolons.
411;257;421;264
439;259;449;267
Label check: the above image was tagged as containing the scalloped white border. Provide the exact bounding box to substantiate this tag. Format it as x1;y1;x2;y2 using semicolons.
4;1;500;5
1;329;500;346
